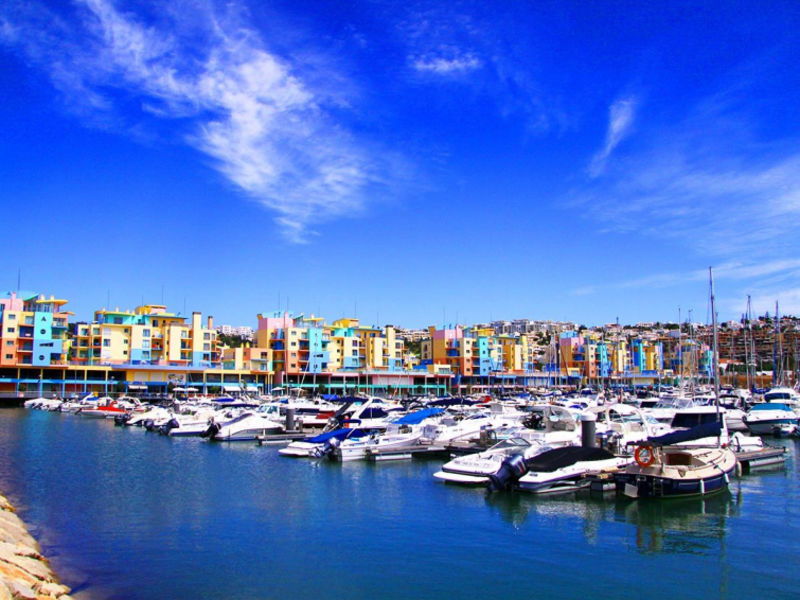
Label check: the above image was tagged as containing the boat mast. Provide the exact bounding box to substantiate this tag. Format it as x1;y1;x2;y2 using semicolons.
773;300;780;387
709;268;721;429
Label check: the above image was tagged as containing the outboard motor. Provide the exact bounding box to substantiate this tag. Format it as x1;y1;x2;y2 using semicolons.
159;417;180;436
312;436;341;459
143;419;157;432
201;419;221;439
114;413;131;426
487;454;528;492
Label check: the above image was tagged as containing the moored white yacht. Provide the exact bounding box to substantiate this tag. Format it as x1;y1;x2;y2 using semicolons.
208;411;284;441
743;402;799;436
434;436;554;485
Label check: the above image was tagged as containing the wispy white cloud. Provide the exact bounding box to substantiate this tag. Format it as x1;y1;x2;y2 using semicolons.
588;96;637;177
580;259;800;294
0;0;390;242
412;53;481;75
566;85;800;265
396;6;560;134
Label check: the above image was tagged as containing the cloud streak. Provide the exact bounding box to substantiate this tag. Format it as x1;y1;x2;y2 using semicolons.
0;0;386;242
588;96;636;177
412;53;481;75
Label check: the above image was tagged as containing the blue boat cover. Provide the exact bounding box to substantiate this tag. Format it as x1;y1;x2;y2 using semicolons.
392;407;444;425
306;428;366;443
647;419;722;446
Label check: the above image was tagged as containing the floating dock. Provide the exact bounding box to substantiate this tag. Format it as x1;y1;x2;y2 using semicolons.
255;431;309;445
735;447;788;473
365;444;449;461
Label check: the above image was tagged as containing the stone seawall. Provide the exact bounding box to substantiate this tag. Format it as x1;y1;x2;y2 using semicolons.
0;494;72;600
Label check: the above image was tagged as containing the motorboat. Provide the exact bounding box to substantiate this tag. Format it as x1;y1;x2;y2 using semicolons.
207;411;284;441
420;412;498;446
762;386;800;408
23;397;61;411
123;406;172;427
743;403;799;436
333;408;443;461
278;428;369;457
584;403;670;452
433;437;554;485
162;408;229;437
615;421;737;499
79;397;129;419
514;447;630;495
669;406;763;451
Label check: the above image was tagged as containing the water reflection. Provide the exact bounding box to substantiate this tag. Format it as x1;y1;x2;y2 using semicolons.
615;491;738;555
485;488;740;555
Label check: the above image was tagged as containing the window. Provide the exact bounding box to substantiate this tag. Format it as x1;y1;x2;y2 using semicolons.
203;333;210;340
124;339;129;345
40;329;47;335
4;354;12;360
5;341;12;346
113;317;122;325
38;355;45;361
153;320;158;327
7;314;15;320
142;329;150;337
7;327;15;333
103;339;110;347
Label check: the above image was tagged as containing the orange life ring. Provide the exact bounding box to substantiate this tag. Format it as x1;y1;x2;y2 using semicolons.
634;445;656;468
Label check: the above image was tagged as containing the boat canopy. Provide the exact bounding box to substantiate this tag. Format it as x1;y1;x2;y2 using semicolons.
306;428;366;443
392;407;444;425
524;447;617;473
647;419;722;446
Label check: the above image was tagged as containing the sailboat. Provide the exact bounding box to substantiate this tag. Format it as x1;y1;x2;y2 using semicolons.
615;268;738;499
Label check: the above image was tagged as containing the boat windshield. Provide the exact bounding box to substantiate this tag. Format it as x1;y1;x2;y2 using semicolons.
489;438;531;451
751;403;792;411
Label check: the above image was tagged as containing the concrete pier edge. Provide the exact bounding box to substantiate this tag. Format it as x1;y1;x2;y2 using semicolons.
0;492;73;600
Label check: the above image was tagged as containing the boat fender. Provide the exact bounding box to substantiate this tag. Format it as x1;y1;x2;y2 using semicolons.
634;445;656;468
143;419;156;432
114;414;131;426
487;454;528;492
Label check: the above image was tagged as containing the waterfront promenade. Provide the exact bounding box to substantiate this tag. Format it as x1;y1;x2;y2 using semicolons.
0;492;71;600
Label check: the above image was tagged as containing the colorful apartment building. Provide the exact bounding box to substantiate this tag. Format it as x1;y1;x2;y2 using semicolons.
73;305;220;367
0;291;71;367
421;324;516;381
255;312;406;384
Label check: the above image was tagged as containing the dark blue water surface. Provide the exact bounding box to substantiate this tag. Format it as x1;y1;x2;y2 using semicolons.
1;409;798;599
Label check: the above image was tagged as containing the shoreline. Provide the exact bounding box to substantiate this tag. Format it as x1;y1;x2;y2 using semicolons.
0;493;72;600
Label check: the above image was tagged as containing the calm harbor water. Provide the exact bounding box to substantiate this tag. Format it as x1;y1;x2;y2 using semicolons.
0;408;798;600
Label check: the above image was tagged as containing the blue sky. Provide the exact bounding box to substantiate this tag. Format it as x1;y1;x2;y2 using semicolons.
2;1;800;329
